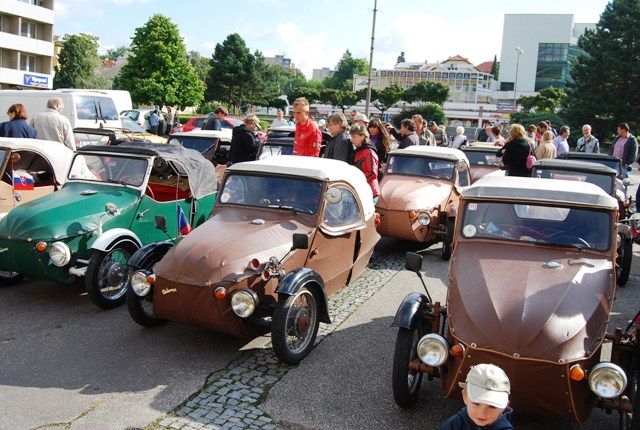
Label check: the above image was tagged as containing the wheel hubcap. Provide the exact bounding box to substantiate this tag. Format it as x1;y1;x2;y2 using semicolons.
294;309;310;336
106;262;125;286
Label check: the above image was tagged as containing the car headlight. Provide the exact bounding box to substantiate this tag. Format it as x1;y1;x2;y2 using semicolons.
588;362;627;398
49;242;71;267
417;333;449;366
230;289;259;318
131;270;153;297
417;213;430;226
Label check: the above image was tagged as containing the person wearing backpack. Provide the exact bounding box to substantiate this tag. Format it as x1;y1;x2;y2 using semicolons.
499;124;532;177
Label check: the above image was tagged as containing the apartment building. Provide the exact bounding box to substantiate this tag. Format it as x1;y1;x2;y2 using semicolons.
0;0;54;89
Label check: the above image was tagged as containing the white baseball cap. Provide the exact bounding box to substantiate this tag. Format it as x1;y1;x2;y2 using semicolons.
458;363;511;408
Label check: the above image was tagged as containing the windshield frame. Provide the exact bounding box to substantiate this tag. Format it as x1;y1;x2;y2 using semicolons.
67;152;150;188
387;154;456;181
533;167;616;196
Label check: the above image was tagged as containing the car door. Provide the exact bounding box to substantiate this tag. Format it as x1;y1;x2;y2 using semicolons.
304;186;361;295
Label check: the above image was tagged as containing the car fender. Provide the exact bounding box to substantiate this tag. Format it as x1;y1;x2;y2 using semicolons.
276;267;331;324
392;292;429;329
128;241;174;270
91;228;142;252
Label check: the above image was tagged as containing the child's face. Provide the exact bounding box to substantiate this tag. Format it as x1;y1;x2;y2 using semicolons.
463;389;505;427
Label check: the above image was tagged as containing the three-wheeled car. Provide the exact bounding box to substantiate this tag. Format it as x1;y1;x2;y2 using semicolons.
0;143;217;309
392;175;640;427
168;130;232;182
74;124;166;148
125;155;380;364
375;146;470;260
532;158;634;285
461;143;504;183
0;138;73;215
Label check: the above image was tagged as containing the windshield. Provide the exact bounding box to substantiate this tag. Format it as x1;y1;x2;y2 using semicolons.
464;150;501;166
259;144;293;159
460;201;612;251
121;110;139;121
76;96;119;121
533;168;615;195
219;174;323;214
169;136;216;153
387;155;455;180
68;153;148;187
121;117;146;133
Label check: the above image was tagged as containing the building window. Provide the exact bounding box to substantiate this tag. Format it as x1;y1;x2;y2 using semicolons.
21;20;37;38
534;42;586;91
500;82;514;91
20;54;36;72
20;0;40;5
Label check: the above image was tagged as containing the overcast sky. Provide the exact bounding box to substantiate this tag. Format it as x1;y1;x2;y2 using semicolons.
55;0;611;78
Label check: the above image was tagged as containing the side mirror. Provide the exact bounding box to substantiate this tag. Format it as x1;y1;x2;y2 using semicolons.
155;215;167;233
405;252;423;273
623;178;631;186
291;233;309;250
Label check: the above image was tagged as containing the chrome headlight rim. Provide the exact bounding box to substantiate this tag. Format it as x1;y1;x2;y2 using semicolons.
416;333;449;367
131;270;152;297
230;289;259;318
417;212;431;226
48;241;71;267
588;362;627;399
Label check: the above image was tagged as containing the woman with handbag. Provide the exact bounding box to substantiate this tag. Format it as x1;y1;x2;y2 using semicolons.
499;124;533;177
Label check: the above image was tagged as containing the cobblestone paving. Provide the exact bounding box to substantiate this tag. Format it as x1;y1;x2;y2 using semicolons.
148;252;405;430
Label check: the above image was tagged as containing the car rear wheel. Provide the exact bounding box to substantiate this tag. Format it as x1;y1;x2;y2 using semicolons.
272;286;320;365
86;242;137;310
392;326;424;407
0;271;24;286
441;218;454;261
618;237;633;286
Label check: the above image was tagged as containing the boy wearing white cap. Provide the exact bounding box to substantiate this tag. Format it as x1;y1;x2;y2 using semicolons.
441;363;513;430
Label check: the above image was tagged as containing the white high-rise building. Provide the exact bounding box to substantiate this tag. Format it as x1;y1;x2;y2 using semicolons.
0;0;54;89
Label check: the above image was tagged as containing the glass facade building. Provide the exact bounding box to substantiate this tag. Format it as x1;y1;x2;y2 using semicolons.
534;43;585;90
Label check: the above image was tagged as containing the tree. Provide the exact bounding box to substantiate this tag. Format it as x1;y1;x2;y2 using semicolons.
187;50;212;83
54;33;105;89
392;103;445;128
396;51;406;65
517;87;566;112
403;81;449;105
334;90;360;112
490;54;499;77
510;111;567;130
563;0;640;135
104;46;128;61
287;85;321;104
371;85;404;116
323;50;368;91
116;14;204;108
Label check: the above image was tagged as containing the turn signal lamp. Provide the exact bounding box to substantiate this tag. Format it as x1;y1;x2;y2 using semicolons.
146;273;156;285
450;343;465;358
248;258;260;271
409;211;418;221
214;286;227;299
569;364;585;381
35;241;47;252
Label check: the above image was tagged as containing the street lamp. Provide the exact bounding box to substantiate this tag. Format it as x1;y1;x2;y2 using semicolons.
513;46;524;112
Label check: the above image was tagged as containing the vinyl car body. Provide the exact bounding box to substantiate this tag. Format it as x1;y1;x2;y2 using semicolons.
0;143;217;310
532;158;634;285
461;143;504;183
126;155;380;364
375;146;470;260
0;138;73;215
392;176;640;427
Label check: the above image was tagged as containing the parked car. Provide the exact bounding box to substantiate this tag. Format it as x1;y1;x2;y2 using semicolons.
181;116;206;133
0;143;218;310
0;138;73;216
168;130;232;182
125;155;380;364
120;108;164;132
258;126;330;158
461;143;504;183
375;146;470;260
74;123;166;149
392;175;639;427
532;158;635;285
558;152;625;178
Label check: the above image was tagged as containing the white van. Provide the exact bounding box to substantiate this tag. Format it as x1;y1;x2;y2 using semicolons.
0;89;132;129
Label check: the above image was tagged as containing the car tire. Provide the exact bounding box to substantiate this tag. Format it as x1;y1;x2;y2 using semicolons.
618;237;633;286
271;286;320;365
392;326;424;407
86;242;137;310
0;271;24;287
621;358;640;430
126;287;165;328
441;218;454;261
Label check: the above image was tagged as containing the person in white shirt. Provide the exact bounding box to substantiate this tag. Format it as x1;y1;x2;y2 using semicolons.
270;109;289;127
30;97;76;150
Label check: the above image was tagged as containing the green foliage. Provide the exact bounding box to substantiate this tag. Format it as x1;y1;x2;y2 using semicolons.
187;50;212;83
205;33;255;107
517;87;566;112
490;54;499;77
396;51;406;65
54;33;103;89
371;85;403;115
323;50;368;91
196;101;218;115
287;85;321;104
104;46;128;61
116;14;204;108
510;110;567;130
563;0;640;133
392;103;445;128
403;81;449;105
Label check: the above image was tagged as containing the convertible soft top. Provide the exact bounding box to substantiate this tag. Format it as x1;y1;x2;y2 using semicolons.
391;146;470;164
227;155;376;220
464;175;618;209
533;158;618;175
171;130;231;141
0;138;74;185
78;142;217;199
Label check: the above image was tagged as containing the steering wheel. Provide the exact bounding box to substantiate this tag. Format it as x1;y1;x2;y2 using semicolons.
258;198;271;206
145;185;156;200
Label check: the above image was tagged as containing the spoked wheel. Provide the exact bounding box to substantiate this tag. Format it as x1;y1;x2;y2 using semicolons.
86;243;137;309
272;286;320;365
0;270;24;286
392;325;424;407
127;286;165;327
618;237;633;286
441;218;454;261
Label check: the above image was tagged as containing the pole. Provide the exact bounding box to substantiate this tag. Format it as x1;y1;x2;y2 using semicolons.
513;46;523;113
365;0;377;117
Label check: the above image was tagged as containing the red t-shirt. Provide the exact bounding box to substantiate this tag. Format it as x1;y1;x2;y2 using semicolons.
294;120;322;157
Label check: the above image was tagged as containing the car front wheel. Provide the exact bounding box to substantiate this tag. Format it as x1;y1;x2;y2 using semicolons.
392;326;424;407
271;286;320;365
0;271;24;286
86;243;137;310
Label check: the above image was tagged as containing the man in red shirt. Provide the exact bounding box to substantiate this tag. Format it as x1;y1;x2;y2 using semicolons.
292;97;321;157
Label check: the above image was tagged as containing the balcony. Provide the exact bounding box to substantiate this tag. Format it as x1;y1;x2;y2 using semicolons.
0;0;54;24
0;31;52;56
